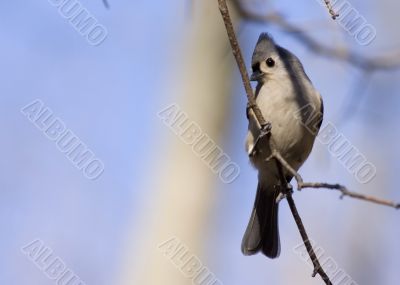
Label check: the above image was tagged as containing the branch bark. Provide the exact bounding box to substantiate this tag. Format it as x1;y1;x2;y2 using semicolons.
275;159;332;284
300;182;400;209
269;151;400;209
217;0;267;128
322;0;339;19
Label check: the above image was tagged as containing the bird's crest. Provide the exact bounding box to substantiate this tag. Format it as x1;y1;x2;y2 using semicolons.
252;33;277;66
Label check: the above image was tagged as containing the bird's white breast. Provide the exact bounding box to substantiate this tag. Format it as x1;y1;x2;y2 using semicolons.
246;78;321;175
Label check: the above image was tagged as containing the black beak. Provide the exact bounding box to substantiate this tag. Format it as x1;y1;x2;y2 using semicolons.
250;70;263;81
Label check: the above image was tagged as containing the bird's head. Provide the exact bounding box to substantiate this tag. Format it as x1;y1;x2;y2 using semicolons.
250;33;291;83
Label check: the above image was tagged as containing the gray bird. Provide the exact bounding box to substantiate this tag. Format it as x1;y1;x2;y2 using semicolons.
242;33;324;258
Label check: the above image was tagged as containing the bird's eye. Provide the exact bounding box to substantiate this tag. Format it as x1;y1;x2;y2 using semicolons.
266;58;275;67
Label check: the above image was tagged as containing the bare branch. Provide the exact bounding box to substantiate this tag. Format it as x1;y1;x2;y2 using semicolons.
274;159;332;284
300;182;400;209
322;0;339;20
231;0;400;71
217;0;267;128
271;151;400;210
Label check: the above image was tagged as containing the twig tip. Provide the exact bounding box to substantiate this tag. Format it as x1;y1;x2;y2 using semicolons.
332;13;339;20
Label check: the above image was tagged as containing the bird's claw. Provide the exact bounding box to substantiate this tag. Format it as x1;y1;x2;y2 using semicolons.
260;122;272;135
275;184;293;203
248;122;272;157
284;183;294;194
276;192;286;203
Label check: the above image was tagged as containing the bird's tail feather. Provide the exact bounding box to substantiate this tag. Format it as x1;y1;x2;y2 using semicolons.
241;181;280;258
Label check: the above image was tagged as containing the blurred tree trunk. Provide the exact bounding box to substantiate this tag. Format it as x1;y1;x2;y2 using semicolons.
119;1;238;284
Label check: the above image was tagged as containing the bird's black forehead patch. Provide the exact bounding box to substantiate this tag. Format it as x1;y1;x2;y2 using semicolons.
251;33;277;65
252;62;260;72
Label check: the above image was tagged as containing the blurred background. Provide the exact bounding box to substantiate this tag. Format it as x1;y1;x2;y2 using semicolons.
1;0;400;284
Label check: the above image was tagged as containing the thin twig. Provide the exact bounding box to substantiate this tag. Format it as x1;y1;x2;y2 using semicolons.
275;159;332;284
299;182;400;209
272;150;400;210
231;0;400;71
286;195;332;281
322;0;339;20
217;0;267;128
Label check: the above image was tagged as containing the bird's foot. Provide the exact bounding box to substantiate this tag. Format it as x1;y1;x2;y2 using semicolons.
283;183;294;195
276;192;286;203
246;102;252;119
275;183;293;203
248;122;272;157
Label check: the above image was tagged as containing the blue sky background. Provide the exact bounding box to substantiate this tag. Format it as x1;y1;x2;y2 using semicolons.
1;1;399;284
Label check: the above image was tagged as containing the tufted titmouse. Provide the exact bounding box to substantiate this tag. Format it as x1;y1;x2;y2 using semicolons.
242;33;324;258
